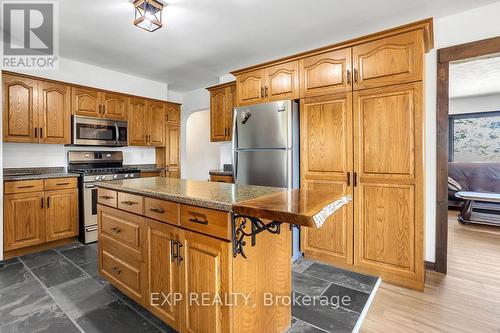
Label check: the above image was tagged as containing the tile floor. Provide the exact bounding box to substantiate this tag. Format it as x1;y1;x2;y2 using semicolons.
0;243;379;333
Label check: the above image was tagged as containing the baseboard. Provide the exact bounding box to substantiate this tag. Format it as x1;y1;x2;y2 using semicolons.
425;261;435;271
3;237;78;259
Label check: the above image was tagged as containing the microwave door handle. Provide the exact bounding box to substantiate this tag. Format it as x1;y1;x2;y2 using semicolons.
114;122;119;145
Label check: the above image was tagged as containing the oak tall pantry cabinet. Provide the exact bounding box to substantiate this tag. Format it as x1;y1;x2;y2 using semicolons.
232;19;433;289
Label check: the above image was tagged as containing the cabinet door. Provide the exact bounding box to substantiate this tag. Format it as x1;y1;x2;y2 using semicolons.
45;189;78;242
236;69;265;106
38;81;71;144
166;103;180;125
210;87;227;142
166;126;180;171
179;230;231;333
352;30;424;90
353;82;424;289
265;60;299;101
300;93;353;265
102;92;128;120
146;219;181;330
128;97;147;146
146;100;165;147
4;192;45;251
300;48;352;97
224;84;236;140
72;87;101;118
3;74;38;143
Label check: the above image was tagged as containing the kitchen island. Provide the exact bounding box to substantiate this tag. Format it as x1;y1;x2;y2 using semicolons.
95;177;350;333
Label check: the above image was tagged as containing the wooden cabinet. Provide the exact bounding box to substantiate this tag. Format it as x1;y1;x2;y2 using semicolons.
38;81;71;144
129;97;147;146
3;178;78;255
299;48;352;97
72;88;128;120
352;30;424;90
300;93;354;265
166;102;180;125
146;100;165;147
101;92;128;120
353;82;424;288
235;61;299;106
166;126;180;176
209;174;233;183
207;82;235;142
45;189;78;241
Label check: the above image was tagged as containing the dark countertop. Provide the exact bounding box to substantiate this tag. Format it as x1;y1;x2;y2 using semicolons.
95;177;284;211
3;167;80;181
126;164;167;173
209;169;233;176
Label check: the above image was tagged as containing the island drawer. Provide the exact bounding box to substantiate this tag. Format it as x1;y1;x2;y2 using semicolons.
44;178;77;191
117;192;144;215
97;189;118;207
145;197;180;225
4;179;44;194
180;204;230;240
99;239;145;304
98;204;145;261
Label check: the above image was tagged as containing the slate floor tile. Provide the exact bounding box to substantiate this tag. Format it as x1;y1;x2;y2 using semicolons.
0;303;80;333
49;276;117;319
288;320;328;333
55;241;84;252
292;257;314;273
79;260;109;286
30;256;85;288
0;257;19;266
291;292;359;333
292;272;331;296
76;300;161;333
0;279;54;327
20;249;62;269
322;283;370;314
60;244;98;266
303;262;378;294
0;262;34;290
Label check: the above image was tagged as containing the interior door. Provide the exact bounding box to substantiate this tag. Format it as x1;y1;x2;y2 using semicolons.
353;82;424;288
38;81;71;144
147;100;165;147
300;92;353;265
3;74;38;143
45;189;78;241
128;97;147;146
235;149;289;187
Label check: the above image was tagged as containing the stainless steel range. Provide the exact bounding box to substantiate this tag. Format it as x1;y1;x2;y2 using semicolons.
68;151;140;243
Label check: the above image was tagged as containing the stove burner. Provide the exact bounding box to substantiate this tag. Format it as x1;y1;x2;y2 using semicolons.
72;167;140;175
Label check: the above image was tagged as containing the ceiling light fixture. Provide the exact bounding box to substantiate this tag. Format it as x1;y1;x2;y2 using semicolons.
133;0;164;32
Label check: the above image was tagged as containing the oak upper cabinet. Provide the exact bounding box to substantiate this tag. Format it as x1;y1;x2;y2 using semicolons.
236;69;266;106
299;48;352;98
101;92;128;120
179;230;231;333
146;100;166;147
147;219;181;330
38;81;71;144
129;97;147;146
207;82;235;142
166;126;180;176
265;61;300;101
72;87;101;118
166;102;180;125
4;192;45;251
352;30;424;90
45;188;78;242
353;82;424;289
300;93;354;265
3;74;38;143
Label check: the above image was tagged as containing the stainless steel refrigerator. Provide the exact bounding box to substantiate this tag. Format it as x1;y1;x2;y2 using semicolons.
232;100;302;261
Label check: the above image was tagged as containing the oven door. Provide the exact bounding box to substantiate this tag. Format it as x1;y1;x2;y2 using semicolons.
73;116;127;146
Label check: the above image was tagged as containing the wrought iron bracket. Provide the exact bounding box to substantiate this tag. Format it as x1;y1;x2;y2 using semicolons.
231;213;283;258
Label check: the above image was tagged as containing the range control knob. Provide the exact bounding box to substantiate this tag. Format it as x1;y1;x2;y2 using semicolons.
124;174;129;178
94;176;100;181
100;175;107;181
113;175;118;180
129;174;135;178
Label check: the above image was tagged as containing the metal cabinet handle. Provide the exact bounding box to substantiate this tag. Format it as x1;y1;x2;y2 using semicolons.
121;200;139;206
40;128;43;138
111;266;122;274
170;240;177;262
99;195;113;200
188;211;209;225
177;242;184;265
150;207;165;214
265;86;268;97
111;227;122;233
354;69;359;83
35;127;38;138
18;185;35;189
41;197;44;209
47;196;50;208
56;182;70;186
347;69;351;85
261;87;264;98
347;172;351;187
354;172;358;187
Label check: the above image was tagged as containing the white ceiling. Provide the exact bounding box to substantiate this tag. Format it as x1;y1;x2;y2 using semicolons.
51;0;500;91
450;54;500;98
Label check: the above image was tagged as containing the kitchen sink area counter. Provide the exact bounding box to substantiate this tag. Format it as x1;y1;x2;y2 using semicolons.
3;167;79;181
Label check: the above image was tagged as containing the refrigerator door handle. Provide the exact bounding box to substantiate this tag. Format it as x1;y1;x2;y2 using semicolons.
233;150;238;182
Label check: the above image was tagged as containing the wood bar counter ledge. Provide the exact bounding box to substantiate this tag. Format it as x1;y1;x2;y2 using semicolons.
95;177;350;333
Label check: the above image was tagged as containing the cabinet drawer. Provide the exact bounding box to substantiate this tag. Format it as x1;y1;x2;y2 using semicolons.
117;192;144;215
4;180;44;194
98;188;117;207
98;205;145;261
180;205;230;240
99;240;144;303
145;197;180;225
209;174;233;183
44;178;77;191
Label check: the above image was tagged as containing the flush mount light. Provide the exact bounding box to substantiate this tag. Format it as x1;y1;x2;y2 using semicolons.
133;0;164;32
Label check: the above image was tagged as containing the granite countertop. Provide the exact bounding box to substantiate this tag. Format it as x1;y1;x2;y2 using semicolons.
95;177;284;211
209;169;233;176
126;164;167;173
3;167;80;181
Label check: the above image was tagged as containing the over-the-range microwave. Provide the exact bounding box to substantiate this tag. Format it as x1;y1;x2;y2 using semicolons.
72;115;128;147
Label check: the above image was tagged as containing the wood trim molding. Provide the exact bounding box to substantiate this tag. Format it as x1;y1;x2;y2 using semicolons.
231;18;433;75
435;36;500;275
206;81;236;91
